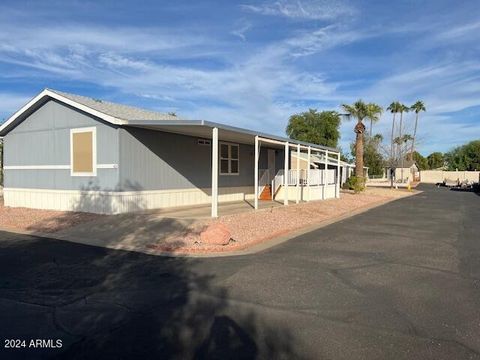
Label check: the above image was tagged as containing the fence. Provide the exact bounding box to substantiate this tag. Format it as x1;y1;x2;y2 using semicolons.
420;170;480;184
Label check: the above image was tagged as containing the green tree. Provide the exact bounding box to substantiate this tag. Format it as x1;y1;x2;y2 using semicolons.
342;100;383;177
286;109;340;148
409;101;426;160
427;152;445;169
364;134;384;176
412;151;428;170
445;140;480;171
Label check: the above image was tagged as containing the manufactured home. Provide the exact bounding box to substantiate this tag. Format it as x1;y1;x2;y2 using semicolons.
0;89;343;216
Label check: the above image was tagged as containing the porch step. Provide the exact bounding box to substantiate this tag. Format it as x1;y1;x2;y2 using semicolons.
259;185;272;200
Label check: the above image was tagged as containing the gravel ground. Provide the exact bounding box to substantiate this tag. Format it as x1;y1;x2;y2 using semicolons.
149;188;417;254
0;188;417;255
0;197;102;233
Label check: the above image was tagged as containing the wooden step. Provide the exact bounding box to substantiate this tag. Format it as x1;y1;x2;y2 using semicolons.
259;185;272;200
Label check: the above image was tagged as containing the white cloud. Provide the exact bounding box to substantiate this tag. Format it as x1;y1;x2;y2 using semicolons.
241;0;356;20
231;20;252;41
284;25;368;57
435;20;480;41
0;2;478;156
0;18;354;136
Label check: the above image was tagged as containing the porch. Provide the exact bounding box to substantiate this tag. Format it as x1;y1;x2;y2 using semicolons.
258;168;339;203
138;198;287;219
122;121;342;218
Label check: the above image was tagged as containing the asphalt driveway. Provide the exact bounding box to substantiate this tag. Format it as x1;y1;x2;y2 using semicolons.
0;185;479;359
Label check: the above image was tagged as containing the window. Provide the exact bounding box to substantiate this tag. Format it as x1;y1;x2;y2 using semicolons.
70;127;96;176
220;143;239;175
198;138;211;146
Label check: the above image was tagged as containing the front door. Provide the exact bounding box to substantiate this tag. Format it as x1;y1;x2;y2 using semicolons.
268;149;276;182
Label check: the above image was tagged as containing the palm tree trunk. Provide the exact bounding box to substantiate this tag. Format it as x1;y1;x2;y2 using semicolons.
398;111;404;164
355;122;365;178
369;118;373;137
390;113;396;163
390;113;396;189
410;112;419;160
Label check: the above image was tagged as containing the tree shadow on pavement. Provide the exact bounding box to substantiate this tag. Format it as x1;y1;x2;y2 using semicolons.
0;236;300;359
0;178;302;360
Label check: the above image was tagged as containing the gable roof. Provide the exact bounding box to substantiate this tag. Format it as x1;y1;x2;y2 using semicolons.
389;159;418;168
0;88;177;136
0;89;338;153
48;89;178;122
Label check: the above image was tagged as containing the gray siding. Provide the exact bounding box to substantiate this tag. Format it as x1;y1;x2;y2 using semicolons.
119;127;271;191
4;100;119;190
3;98;287;193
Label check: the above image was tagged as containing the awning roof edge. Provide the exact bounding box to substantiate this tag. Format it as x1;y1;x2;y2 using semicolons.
125;119;339;153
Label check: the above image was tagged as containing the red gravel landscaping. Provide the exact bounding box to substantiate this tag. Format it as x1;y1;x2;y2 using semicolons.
0;198;102;233
147;188;418;255
0;188;418;256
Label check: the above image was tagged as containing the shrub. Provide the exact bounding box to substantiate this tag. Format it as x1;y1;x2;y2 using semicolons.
345;176;365;193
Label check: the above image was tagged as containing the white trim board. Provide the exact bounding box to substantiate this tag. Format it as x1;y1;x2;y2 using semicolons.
0;89;126;136
4;164;118;170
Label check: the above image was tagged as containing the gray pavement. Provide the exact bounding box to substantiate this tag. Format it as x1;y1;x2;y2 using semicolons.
0;184;479;359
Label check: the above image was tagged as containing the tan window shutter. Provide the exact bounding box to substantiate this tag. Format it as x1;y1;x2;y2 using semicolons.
72;131;93;173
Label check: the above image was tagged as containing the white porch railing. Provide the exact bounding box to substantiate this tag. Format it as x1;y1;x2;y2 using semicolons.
272;169;337;186
269;168;338;199
272;170;284;196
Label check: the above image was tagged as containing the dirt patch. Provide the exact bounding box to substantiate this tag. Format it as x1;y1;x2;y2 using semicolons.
148;188;418;255
0;197;103;233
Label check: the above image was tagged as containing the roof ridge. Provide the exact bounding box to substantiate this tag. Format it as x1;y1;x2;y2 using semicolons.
47;88;179;121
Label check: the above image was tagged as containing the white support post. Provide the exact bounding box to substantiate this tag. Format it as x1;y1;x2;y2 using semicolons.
307;146;311;201
296;143;300;204
254;135;259;210
323;149;328;200
336;152;341;198
284;142;289;205
211;127;218;217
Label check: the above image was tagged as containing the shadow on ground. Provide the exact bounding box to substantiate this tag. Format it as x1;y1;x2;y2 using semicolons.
23;181;206;251
0;233;300;359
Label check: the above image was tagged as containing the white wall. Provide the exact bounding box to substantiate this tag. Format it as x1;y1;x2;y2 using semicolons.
420;170;480;184
3;186;255;214
275;184;336;202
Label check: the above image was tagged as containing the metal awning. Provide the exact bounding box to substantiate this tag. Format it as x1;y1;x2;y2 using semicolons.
124;119;338;152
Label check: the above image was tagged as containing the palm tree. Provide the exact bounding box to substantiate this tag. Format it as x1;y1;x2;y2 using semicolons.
402;134;414;156
372;133;383;143
409;101;426;160
397;104;409;150
342;100;383;178
387;101;401;163
367;103;383;137
387;102;402;188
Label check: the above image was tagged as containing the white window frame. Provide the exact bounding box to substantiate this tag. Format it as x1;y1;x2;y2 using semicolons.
198;138;211;146
219;142;240;176
70;127;97;177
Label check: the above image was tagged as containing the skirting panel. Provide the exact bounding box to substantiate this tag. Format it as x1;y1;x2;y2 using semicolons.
275;184;337;202
3;187;255;214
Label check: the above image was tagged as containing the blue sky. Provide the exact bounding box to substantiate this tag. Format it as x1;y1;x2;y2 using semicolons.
1;0;479;156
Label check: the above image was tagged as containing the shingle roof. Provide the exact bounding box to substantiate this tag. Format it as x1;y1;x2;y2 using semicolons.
48;89;178;121
390;159;417;168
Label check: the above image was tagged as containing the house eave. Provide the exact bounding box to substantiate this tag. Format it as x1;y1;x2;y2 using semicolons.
0;89;127;136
